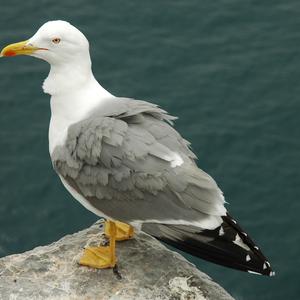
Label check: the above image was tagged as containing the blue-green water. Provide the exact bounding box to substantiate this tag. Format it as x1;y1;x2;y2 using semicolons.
0;1;299;299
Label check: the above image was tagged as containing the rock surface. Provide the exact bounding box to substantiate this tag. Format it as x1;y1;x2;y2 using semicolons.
0;220;234;300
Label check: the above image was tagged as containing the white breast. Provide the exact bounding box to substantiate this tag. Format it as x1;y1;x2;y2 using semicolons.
49;114;69;154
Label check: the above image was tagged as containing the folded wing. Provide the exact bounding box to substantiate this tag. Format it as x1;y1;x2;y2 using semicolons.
51;98;226;229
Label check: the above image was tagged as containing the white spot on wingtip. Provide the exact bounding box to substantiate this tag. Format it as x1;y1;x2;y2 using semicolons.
263;262;267;270
231;219;237;224
270;271;275;277
246;254;251;261
266;261;271;267
248;270;262;275
233;234;251;251
219;226;224;236
242;232;248;237
254;246;259;250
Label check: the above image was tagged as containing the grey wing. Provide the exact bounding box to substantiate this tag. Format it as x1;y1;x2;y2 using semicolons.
52;99;226;230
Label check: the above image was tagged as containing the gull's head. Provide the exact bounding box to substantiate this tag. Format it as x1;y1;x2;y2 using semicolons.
0;20;90;66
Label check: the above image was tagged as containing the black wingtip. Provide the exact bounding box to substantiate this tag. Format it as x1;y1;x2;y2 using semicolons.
143;213;275;277
224;213;275;277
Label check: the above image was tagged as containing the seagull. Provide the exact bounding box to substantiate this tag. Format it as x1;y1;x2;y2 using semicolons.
1;20;274;276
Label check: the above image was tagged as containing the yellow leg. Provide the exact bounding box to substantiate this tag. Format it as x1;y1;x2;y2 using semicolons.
105;220;134;241
79;220;117;269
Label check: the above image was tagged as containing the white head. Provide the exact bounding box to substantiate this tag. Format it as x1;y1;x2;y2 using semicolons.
30;20;90;66
1;21;96;95
1;20;91;66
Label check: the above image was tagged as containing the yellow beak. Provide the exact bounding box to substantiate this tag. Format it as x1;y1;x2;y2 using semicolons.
0;40;47;57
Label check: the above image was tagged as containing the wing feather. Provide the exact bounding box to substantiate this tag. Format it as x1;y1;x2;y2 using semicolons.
52;98;226;228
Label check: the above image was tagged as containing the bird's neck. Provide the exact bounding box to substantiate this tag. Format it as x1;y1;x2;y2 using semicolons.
46;61;112;120
46;63;113;154
43;59;93;96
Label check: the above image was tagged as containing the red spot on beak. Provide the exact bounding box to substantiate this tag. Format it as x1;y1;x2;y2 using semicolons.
4;50;16;57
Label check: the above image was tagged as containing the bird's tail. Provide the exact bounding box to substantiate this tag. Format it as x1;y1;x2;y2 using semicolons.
142;213;275;276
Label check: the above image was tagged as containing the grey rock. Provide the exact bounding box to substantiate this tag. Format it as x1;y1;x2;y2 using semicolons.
0;220;234;300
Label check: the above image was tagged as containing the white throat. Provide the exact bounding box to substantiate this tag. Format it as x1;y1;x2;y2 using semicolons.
46;62;113;155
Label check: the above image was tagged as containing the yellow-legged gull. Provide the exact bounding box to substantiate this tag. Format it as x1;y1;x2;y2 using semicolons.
1;20;274;276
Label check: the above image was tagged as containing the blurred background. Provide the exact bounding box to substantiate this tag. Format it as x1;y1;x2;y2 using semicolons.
0;1;299;299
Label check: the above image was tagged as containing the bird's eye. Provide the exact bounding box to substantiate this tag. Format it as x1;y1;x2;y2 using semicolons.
52;38;61;44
